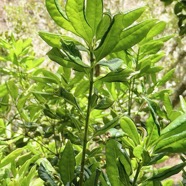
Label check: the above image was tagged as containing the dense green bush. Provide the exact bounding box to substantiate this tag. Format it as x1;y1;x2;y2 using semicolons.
0;0;186;185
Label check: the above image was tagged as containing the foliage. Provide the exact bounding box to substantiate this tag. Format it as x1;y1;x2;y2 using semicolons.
0;0;186;185
161;0;186;35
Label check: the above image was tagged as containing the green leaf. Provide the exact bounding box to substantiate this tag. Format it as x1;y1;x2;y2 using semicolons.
146;21;166;39
146;116;159;147
100;68;132;83
148;162;186;181
157;69;175;87
6;80;18;101
113;20;156;52
180;95;186;113
94;116;120;136
95;7;146;61
84;169;101;186
66;0;93;43
31;76;58;84
120;116;140;145
0;84;8;97
106;140;123;186
96;13;111;40
59;141;75;185
45;0;76;33
47;47;86;72
0;119;5;135
95;97;114;110
85;0;103;35
58;87;80;110
38;163;57;186
0;148;24;168
97;58;123;71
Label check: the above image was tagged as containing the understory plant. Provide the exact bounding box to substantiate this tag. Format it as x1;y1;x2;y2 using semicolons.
1;0;186;185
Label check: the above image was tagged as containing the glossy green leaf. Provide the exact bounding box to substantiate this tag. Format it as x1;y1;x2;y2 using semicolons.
96;13;111;40
66;0;93;43
59;141;75;185
100;68;132;83
85;0;103;34
74;80;89;97
94;116;120;136
38;163;57;186
148;162;186;181
146;21;166;39
161;113;186;136
95;97;114;110
113;20;156;52
106;140;123;186
120;116;140;145
95;7;146;61
6;80;18;101
98;58;123;71
39;31;62;48
45;0;76;33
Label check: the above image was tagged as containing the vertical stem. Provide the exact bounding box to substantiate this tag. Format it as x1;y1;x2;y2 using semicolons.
132;163;141;186
79;51;94;186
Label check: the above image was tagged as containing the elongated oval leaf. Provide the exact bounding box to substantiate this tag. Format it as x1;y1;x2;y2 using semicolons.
106;140;123;186
96;13;112;40
59;141;75;185
45;0;75;33
85;0;103;34
148;162;186;181
120;116;140;145
95;7;146;61
66;0;93;43
113;20;156;52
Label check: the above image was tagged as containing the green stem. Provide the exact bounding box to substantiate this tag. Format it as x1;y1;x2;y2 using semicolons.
79;51;94;186
132;163;141;186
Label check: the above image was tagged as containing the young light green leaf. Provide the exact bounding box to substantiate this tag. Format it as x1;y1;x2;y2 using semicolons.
6;80;18;101
146;21;166;39
120;116;140;145
31;76;58;84
0;84;8;97
180;95;186;113
98;58;123;71
85;0;103;34
59;141;75;185
157;69;175;87
148;162;186;181
106;140;123;186
113;20;156;52
95;7;146;61
45;0;75;33
96;13;111;40
0;148;24;168
66;0;93;43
